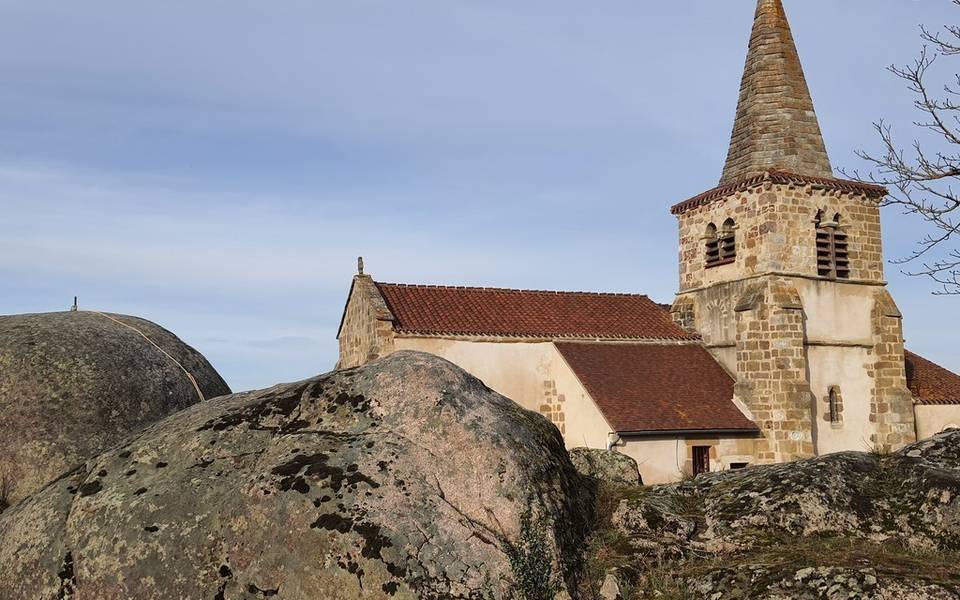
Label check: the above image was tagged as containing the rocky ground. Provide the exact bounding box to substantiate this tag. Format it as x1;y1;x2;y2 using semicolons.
579;431;960;599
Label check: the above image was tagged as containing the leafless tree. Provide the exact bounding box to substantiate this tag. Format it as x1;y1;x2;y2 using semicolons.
846;1;960;295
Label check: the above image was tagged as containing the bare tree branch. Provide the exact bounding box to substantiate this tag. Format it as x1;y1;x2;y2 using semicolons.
842;1;960;295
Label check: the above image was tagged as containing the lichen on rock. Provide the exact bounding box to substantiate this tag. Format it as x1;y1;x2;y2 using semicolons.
0;351;592;599
569;448;643;488
0;311;230;508
592;431;960;598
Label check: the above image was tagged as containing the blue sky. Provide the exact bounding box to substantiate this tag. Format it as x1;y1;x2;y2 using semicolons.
1;0;958;392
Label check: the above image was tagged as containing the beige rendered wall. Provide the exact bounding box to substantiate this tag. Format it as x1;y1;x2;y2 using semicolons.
795;280;874;345
799;280;877;454
807;346;874;454
391;337;612;449
915;406;960;439
618;436;758;485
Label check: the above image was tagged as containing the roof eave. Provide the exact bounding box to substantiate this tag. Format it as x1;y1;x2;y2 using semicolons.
616;427;762;438
392;330;701;342
670;170;888;216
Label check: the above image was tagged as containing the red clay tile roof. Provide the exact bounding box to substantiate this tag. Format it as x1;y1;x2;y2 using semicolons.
375;283;699;340
555;342;759;433
670;170;887;216
906;350;960;406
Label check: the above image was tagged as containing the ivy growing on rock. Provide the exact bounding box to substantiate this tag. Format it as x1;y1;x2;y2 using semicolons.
503;502;563;600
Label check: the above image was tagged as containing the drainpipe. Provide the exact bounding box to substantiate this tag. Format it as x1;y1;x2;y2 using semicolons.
607;432;622;451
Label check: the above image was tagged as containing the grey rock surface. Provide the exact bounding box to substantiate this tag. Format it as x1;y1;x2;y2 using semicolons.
619;432;960;555
690;566;960;600
0;351;591;599
598;573;623;600
569;448;642;488
0;311;230;507
612;431;960;597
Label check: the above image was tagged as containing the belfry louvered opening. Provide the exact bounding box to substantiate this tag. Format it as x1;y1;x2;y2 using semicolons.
816;212;849;280
706;219;737;268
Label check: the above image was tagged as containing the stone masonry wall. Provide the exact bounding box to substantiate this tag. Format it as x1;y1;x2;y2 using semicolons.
337;275;396;369
540;379;566;436
672;183;913;461
676;183;885;293
733;278;815;462
868;290;917;452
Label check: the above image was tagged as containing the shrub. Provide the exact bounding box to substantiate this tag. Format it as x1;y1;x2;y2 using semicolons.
504;502;563;600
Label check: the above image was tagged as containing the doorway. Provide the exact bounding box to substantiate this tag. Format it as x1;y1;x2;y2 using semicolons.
692;446;711;476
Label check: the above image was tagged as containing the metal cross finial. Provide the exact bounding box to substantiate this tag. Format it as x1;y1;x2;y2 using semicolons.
357;256;365;276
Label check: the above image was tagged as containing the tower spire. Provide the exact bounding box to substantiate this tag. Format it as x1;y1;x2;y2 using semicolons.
720;0;832;184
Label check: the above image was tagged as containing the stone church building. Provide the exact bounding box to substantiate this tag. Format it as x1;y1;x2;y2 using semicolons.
337;0;960;484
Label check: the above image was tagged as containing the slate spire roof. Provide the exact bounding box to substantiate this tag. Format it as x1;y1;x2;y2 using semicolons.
720;0;833;184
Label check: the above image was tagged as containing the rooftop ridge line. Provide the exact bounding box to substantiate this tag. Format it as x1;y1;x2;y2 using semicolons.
375;282;654;299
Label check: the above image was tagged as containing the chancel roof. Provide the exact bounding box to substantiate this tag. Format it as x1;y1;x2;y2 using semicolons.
556;342;759;434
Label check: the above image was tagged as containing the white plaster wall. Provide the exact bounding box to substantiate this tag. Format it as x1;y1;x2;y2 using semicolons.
619;438;685;485
915;405;960;439
808;346;875;454
553;349;616;449
798;279;890;455
391;337;612;450
619;436;758;485
795;280;874;344
707;346;737;376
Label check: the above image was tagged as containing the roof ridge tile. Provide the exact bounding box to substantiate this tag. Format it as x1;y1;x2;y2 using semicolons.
376;281;652;299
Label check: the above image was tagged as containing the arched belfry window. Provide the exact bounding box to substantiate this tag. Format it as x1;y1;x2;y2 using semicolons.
816;211;849;280
705;223;720;267
705;220;736;268
720;219;737;261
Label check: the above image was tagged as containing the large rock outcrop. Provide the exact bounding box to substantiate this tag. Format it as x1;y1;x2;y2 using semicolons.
0;351;592;599
596;431;960;598
569;448;642;488
0;311;230;508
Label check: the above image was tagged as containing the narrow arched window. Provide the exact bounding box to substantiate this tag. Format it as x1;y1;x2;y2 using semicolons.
816;212;850;280
828;387;841;424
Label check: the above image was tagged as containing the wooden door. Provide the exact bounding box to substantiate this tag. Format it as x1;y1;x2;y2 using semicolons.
693;446;711;476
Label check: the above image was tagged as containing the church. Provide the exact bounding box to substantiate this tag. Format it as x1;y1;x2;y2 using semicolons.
336;0;960;484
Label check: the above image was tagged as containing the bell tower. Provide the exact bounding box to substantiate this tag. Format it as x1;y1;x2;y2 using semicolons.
671;0;916;463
